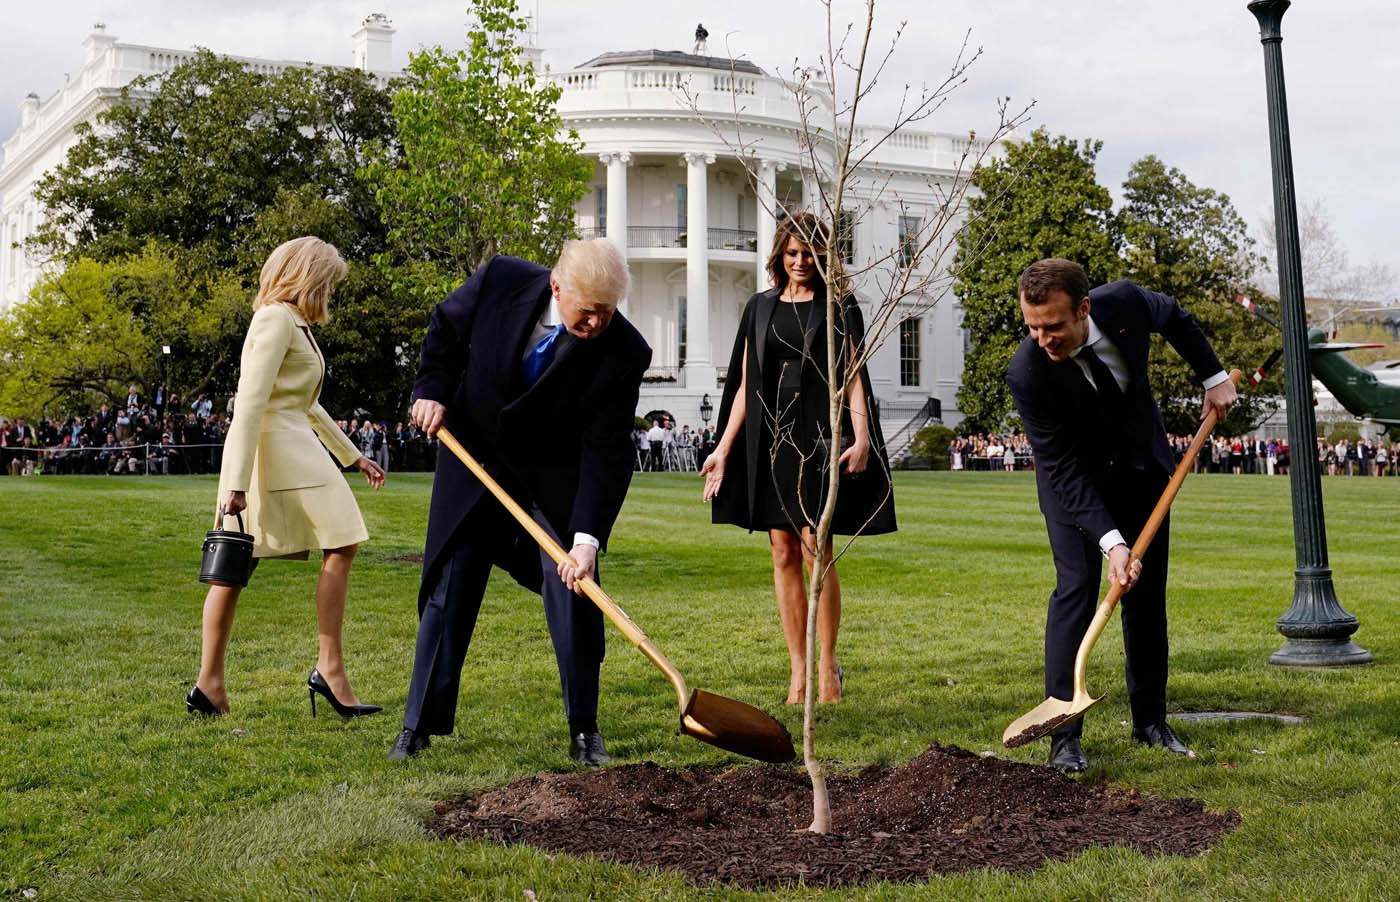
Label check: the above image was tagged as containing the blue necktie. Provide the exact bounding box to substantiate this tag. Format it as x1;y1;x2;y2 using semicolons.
523;323;566;387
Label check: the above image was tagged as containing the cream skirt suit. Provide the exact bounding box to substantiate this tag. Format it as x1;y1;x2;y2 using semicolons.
217;302;368;558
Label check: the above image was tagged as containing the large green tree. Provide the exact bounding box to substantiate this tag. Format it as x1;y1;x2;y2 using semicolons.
31;53;394;271
1117;155;1280;434
953;128;1122;430
0;246;245;417
363;0;592;305
17;52;422;417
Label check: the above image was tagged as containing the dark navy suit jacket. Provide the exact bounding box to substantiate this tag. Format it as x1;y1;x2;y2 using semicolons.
410;255;652;595
1005;280;1223;541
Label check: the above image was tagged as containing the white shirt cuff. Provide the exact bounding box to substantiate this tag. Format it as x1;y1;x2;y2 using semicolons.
1201;370;1230;390
572;532;600;549
1099;530;1127;556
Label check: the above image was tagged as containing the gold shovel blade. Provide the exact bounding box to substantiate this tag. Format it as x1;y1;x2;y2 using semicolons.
681;689;796;763
1002;693;1105;749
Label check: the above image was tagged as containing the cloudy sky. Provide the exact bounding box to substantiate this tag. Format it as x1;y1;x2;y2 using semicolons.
3;1;1396;295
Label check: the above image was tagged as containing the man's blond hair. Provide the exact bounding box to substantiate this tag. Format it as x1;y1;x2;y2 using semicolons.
253;236;347;325
554;238;629;303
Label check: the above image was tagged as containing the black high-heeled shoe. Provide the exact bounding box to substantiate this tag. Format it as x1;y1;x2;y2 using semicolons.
186;684;225;717
307;668;382;720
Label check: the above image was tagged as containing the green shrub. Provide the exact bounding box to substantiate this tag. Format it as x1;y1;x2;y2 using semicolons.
910;424;956;470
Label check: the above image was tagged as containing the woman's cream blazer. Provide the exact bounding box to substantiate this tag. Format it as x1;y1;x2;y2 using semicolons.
217;303;367;558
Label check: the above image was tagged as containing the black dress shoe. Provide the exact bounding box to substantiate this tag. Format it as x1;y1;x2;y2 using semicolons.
186;685;224;717
569;731;611;768
307;668;382;720
1048;734;1088;774
387;728;431;761
1132;720;1192;756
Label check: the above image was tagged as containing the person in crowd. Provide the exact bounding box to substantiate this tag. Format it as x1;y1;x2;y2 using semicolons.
1376;441;1390;477
703;212;896;706
370;421;390;472
645;419;665;471
1006;257;1235;774
125;384;141;413
187;236;385;720
390;238;650;766
633;425;649;470
1003;441;1017;472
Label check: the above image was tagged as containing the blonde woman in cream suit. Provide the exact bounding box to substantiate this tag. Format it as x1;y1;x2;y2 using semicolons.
187;236;386;720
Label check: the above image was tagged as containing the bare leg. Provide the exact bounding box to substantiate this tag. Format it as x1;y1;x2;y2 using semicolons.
314;544;363;705
801;529;843;704
196;584;242;712
769;530;807;704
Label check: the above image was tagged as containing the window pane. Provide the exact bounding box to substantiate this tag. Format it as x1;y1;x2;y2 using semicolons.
900;317;921;386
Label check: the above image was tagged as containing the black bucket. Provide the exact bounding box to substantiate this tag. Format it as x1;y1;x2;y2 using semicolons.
199;509;255;587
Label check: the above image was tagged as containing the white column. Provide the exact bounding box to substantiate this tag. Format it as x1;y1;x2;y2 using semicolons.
600;151;631;313
801;170;821;214
755;159;784;290
0;215;9;299
683;152;715;389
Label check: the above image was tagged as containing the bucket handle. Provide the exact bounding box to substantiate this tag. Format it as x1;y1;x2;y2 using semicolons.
213;505;246;534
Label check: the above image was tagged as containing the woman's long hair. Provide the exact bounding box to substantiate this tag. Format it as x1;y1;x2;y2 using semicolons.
765;211;846;296
253;236;347;325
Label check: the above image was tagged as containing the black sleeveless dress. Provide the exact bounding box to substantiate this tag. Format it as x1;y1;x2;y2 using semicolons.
754;299;822;530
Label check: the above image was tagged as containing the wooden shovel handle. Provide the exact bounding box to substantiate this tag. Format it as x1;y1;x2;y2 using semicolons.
434;427;691;706
1093;369;1242;618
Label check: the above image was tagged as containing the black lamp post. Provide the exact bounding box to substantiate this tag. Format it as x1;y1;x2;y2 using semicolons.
699;393;713;428
1248;0;1371;666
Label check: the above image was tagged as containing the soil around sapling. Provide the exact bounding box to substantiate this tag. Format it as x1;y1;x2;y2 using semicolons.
431;742;1239;889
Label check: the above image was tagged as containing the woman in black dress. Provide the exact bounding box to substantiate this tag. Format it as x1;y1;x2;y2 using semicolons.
701;213;896;704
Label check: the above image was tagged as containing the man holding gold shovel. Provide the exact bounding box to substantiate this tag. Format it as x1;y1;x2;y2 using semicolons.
1007;258;1236;773
388;239;651;766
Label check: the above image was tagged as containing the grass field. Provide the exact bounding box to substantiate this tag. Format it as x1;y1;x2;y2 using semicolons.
3;471;1400;900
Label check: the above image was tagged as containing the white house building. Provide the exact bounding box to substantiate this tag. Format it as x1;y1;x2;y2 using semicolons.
550;46;986;430
0;15;399;313
1;17;983;430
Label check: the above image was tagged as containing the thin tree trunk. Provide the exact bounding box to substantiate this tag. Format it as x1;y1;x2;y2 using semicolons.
804;240;845;835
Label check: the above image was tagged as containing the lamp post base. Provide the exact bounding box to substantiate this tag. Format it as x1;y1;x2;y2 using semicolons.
1269;637;1372;667
1268;568;1372;666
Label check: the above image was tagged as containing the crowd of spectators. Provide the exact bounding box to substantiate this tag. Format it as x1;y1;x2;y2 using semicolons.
944;431;1400;478
1183;435;1400;477
0;387;444;477
1;386;231;476
949;433;1034;471
634;418;716;472
10;397;1400;483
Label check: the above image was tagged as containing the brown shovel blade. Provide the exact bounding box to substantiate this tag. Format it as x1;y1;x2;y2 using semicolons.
1001;693;1105;749
680;689;795;763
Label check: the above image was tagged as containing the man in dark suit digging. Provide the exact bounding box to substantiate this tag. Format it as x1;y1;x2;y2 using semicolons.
1007;258;1236;773
389;239;651;766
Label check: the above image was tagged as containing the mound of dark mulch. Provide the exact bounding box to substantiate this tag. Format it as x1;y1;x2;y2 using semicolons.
431;743;1239;889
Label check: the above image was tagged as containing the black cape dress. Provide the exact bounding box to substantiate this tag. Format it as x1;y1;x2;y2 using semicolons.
710;286;897;536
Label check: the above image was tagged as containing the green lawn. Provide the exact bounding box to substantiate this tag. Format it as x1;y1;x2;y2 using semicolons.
2;471;1399;900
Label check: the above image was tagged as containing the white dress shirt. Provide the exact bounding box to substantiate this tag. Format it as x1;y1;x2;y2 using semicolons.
1071;318;1228;556
522;295;598;552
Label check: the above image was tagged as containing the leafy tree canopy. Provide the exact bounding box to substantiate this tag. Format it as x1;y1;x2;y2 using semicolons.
954;132;1280;434
16;52;424;418
1117;155;1280;434
953;128;1122;431
363;0;592;305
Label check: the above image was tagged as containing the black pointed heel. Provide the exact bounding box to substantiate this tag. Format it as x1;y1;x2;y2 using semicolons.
307;668;382;720
186;684;224;717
